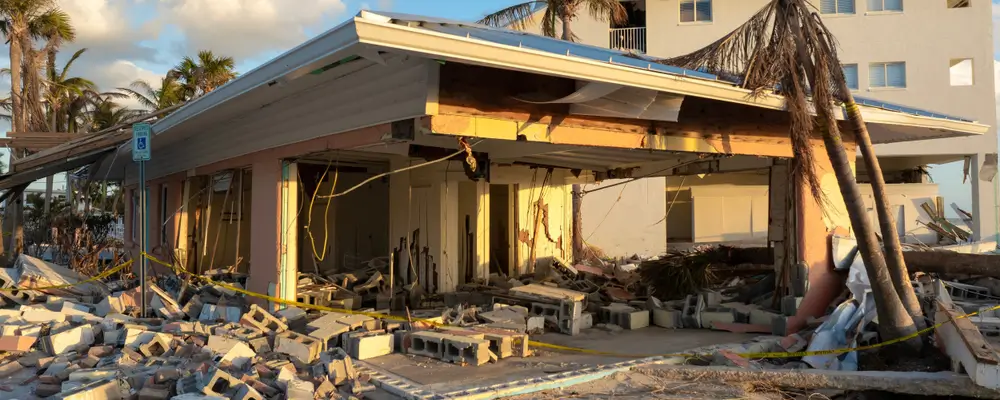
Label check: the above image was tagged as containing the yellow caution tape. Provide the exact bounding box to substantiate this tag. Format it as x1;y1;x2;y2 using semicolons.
139;252;992;361
0;259;132;292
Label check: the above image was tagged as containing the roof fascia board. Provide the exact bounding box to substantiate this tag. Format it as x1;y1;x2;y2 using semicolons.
352;16;987;137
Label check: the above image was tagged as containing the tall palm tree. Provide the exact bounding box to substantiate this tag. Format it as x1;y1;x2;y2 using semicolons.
662;0;919;347
0;0;73;261
479;0;628;41
0;0;68;133
170;50;237;99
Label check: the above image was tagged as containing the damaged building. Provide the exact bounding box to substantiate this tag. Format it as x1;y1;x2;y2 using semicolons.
0;10;995;399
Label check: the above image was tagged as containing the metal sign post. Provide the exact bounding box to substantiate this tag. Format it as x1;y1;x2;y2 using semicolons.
132;122;152;318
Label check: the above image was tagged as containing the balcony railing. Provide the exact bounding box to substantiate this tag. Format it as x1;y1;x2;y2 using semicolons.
609;27;646;54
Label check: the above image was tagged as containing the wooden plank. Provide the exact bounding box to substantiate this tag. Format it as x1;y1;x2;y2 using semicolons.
935;298;1000;389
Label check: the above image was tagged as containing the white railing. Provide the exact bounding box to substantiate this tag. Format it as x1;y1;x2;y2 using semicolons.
609;27;646;54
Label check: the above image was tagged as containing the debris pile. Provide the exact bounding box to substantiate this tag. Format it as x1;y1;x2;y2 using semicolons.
0;254;536;399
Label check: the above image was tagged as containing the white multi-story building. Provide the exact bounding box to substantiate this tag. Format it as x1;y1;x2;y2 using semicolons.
525;0;997;255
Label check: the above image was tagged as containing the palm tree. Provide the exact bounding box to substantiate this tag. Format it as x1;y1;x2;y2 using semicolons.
44;48;91;131
170;50;237;99
81;94;143;132
0;0;70;132
662;0;919;347
479;0;628;41
119;77;186;112
0;0;73;261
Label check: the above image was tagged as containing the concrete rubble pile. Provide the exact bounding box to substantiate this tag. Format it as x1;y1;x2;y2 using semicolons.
0;254;535;399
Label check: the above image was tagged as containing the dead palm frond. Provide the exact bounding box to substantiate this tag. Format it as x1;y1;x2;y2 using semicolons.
659;0;836;211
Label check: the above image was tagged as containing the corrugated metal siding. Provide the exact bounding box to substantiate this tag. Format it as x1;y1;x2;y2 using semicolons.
126;55;431;184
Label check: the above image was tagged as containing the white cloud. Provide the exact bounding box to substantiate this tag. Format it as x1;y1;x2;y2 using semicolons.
153;0;348;60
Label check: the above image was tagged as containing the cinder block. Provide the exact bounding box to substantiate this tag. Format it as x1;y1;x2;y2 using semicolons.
307;321;350;351
201;368;241;397
579;312;594;330
530;303;560;323
345;333;393;360
285;378;315;400
274;331;322;364
652;309;681;328
393;330;409;353
749;309;781;326
233;383;264;400
43;325;95;355
526;316;545;333
182;295;204;320
407;331;452;360
781;296;803;317
700;309;736;330
617;310;649;330
139;335;171;358
326;356;356;386
22;309;66;324
443;336;491;366
218;341;256;369
247;336;271;353
240;304;288;333
560;300;583;320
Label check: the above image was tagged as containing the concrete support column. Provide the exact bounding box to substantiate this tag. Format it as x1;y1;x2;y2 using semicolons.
473;179;490;281
148;183;162;249
971;153;998;242
174;176;192;270
124;187;135;247
431;179;460;293
788;147;853;333
249;159;298;310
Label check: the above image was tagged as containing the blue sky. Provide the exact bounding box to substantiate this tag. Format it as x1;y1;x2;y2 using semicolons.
7;0;999;216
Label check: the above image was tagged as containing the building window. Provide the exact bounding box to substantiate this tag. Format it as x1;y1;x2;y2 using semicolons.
947;0;969;8
869;62;906;88
842;64;859;90
950;58;974;86
868;0;902;12
820;0;856;14
160;186;169;244
680;0;712;23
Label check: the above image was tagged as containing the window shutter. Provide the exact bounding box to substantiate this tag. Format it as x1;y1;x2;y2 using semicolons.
887;63;906;87
680;1;695;22
696;0;712;21
867;0;882;11
842;65;859;90
820;0;836;13
838;0;855;14
885;0;902;11
869;63;887;87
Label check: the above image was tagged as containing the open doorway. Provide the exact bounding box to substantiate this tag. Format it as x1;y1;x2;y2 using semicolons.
489;184;514;276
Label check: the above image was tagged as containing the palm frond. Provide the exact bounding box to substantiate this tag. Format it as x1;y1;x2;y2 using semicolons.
658;0;827;209
478;1;544;31
58;47;87;81
584;0;629;26
30;8;74;42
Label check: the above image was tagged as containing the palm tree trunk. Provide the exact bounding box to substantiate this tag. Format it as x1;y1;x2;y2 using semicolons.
9;24;24;134
559;5;574;41
781;2;918;348
835;76;924;329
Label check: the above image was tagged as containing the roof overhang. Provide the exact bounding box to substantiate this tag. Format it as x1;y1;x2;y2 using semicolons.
0;11;987;190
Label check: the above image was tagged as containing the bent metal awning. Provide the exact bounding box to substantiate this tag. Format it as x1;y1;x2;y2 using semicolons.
0;10;988;191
